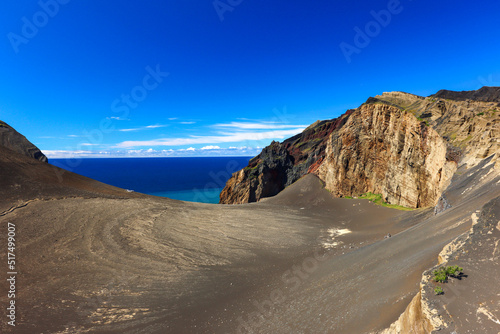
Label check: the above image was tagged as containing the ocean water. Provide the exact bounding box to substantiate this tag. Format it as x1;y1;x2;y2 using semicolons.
50;157;252;204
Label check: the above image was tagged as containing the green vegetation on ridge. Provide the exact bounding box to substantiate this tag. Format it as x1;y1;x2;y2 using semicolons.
357;192;414;211
433;265;463;283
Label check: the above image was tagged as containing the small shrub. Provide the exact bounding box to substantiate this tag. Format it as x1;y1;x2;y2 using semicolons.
433;268;448;283
477;112;484;116
445;265;463;277
434;286;444;295
433;265;463;283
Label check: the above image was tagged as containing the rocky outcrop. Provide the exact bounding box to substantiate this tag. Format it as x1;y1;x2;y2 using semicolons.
375;88;500;167
219;113;353;204
220;87;500;207
382;195;500;334
316;102;456;208
0;120;47;162
379;291;434;334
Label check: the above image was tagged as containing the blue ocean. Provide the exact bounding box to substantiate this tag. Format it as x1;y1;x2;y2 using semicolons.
50;157;252;204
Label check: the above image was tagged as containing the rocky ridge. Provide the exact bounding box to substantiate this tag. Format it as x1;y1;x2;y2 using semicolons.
220;87;500;208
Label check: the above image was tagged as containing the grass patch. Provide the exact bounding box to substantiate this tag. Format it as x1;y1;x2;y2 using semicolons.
476;112;484;116
358;192;414;211
295;141;308;148
415;116;429;126
434;286;444;295
244;163;260;172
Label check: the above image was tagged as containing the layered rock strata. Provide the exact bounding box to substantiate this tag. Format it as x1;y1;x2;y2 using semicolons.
220;87;500;208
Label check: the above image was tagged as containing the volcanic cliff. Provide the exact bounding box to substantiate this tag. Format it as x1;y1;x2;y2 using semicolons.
220;87;500;208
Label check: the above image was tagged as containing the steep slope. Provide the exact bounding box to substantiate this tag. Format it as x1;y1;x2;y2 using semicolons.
0;141;142;214
0;120;47;162
220;87;500;208
381;157;500;333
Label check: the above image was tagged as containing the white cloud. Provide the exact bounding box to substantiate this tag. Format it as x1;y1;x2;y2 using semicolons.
179;121;196;125
107;116;128;120
43;150;94;158
168;117;178;121
214;122;308;130
114;128;305;148
80;143;98;146
119;124;168;132
186;147;196;151
201;145;221;150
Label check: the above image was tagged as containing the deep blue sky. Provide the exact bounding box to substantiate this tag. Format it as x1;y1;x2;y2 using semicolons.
1;0;499;157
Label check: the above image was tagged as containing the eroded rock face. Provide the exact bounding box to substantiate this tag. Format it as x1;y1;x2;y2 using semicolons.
376;88;500;167
316;103;455;208
220;87;500;207
219;114;353;204
0;120;47;162
219;141;295;204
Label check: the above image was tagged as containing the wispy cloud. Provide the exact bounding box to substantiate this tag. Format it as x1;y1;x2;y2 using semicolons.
114;128;305;148
43;150;94;157
107;116;129;121
179;121;196;125
43;147;261;158
214;121;308;130
119;124;168;132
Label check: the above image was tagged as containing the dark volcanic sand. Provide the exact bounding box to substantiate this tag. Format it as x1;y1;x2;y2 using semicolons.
0;148;499;333
422;195;500;333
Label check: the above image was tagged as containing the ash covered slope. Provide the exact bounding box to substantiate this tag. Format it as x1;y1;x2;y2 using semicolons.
221;87;500;208
0;120;47;162
0;122;142;213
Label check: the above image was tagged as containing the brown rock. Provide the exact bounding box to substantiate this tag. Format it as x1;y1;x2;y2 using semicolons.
0;120;48;162
316;103;455;208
